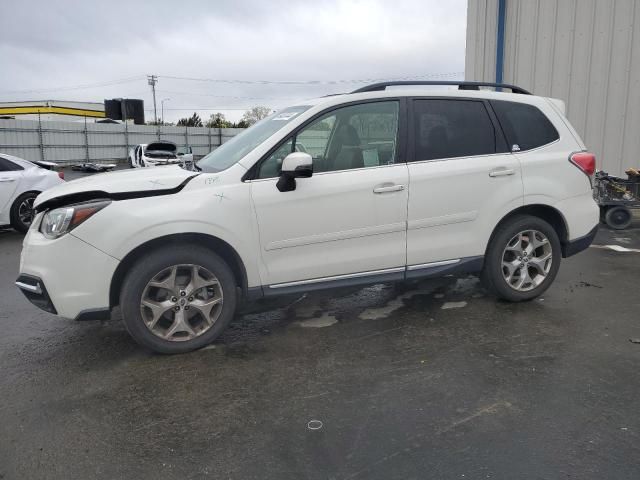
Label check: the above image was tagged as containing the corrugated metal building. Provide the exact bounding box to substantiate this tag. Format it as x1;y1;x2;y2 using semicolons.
466;0;640;175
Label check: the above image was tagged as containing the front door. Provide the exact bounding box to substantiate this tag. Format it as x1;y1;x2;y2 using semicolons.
250;100;409;289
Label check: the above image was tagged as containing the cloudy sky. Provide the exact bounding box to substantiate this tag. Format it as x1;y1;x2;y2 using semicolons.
0;0;467;123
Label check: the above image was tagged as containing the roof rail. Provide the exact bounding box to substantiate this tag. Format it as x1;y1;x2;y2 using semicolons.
350;81;531;95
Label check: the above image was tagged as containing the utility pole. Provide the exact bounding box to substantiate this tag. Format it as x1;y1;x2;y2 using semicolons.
147;75;158;124
161;98;170;124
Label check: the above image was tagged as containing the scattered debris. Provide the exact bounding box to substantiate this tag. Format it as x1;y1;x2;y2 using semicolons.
441;301;467;310
71;162;116;172
307;420;323;430
576;281;603;289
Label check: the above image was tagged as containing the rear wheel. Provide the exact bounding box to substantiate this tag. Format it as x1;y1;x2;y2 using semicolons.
604;206;632;230
10;192;38;233
482;215;561;302
120;245;237;354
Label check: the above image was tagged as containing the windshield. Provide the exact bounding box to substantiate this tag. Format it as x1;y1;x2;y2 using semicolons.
197;105;311;173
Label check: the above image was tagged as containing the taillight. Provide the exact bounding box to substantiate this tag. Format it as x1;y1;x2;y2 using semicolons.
569;152;596;176
58;171;65;180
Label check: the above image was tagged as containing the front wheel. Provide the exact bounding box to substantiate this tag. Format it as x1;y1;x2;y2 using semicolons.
120;245;237;354
481;215;561;302
10;192;38;233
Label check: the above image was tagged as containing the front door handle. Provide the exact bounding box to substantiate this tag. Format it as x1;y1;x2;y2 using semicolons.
489;168;515;177
373;183;405;194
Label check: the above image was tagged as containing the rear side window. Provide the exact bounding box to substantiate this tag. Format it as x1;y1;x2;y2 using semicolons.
412;99;499;161
0;157;23;171
491;100;559;151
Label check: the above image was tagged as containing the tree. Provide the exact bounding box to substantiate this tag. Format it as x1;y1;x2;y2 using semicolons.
205;112;232;128
241;106;272;126
176;112;203;127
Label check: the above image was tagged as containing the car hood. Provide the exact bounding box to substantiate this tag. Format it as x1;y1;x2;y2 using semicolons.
35;166;198;210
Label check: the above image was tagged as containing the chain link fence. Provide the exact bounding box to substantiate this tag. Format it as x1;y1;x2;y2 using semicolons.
0;116;245;165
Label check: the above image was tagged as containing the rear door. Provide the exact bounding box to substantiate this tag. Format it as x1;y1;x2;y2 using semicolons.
406;97;524;274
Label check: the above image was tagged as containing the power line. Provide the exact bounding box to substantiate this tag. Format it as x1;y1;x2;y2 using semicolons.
0;71;464;96
0;75;146;95
157;72;464;86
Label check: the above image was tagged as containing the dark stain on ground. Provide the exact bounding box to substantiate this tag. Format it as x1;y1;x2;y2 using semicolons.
2;217;640;479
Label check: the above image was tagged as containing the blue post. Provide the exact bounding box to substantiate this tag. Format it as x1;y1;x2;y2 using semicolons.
496;0;507;87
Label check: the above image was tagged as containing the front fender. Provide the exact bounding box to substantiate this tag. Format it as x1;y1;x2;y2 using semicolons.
71;183;263;288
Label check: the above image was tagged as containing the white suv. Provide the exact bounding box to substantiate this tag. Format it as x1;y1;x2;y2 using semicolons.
17;82;599;354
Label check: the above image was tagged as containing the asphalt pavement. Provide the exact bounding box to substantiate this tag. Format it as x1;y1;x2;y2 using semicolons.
1;185;639;479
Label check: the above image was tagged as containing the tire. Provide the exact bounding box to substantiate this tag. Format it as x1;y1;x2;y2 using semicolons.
604;206;632;230
120;245;237;354
10;192;38;233
481;215;561;302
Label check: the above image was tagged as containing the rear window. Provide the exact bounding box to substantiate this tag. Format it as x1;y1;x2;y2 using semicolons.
0;156;23;171
491;100;559;152
412;99;500;161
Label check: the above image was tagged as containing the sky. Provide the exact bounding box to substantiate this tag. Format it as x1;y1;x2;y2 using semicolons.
0;0;467;123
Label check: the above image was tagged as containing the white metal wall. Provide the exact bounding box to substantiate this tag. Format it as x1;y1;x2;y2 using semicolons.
466;0;640;175
0;119;244;164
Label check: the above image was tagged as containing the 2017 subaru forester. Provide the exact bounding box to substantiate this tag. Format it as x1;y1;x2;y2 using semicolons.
16;81;599;353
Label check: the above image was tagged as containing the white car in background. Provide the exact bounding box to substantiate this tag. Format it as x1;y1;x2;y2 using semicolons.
0;154;64;232
129;141;192;169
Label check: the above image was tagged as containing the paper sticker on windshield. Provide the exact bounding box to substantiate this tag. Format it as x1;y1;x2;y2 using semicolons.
273;112;299;121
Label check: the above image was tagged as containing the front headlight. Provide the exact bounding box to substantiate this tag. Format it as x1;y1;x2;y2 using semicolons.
40;200;111;239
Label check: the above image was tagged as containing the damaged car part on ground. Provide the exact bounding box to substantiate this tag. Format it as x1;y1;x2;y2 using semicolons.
16;81;600;354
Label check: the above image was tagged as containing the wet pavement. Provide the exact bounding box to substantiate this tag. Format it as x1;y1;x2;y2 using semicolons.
1;205;640;479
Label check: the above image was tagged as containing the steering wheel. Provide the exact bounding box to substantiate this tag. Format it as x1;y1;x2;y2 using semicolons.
294;143;308;153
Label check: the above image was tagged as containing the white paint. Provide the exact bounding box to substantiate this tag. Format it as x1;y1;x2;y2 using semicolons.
441;301;467;310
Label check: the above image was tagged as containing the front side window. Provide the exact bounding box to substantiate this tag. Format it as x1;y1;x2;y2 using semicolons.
413;99;497;161
0;157;23;171
491;100;559;151
197;105;311;173
257;101;399;179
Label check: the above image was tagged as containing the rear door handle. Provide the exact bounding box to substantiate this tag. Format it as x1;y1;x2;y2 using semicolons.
0;177;16;182
489;168;515;177
373;183;405;194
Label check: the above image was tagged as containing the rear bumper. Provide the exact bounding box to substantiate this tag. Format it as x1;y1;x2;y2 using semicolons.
562;225;598;257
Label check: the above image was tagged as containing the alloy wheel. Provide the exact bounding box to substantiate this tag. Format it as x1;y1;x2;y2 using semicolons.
140;264;223;341
18;197;35;227
501;230;553;292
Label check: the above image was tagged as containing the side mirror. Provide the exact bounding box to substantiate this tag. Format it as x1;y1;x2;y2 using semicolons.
277;152;313;192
